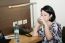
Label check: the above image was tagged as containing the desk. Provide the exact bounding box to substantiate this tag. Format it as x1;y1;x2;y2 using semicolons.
9;35;42;43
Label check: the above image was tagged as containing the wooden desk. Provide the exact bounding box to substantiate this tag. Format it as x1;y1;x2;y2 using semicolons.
9;35;42;43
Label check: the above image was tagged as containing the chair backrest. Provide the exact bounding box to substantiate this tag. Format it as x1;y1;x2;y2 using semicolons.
62;26;65;43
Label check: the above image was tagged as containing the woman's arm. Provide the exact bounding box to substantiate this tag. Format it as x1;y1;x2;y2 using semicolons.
38;16;53;40
44;24;53;40
32;22;41;36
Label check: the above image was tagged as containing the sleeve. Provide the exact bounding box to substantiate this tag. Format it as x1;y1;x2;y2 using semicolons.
52;23;62;43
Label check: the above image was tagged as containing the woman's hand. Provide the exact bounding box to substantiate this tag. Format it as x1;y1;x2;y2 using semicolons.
38;16;53;40
37;16;47;26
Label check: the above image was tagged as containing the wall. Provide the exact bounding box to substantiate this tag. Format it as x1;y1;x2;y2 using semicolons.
30;0;65;27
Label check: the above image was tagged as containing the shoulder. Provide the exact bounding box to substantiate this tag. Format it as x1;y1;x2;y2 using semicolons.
51;21;61;31
52;21;61;27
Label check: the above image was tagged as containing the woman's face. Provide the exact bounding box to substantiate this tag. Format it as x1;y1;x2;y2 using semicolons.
41;10;51;22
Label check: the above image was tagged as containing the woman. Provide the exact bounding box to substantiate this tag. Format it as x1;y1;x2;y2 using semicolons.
32;5;62;43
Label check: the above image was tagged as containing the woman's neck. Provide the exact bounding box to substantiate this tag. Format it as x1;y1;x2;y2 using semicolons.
47;21;52;28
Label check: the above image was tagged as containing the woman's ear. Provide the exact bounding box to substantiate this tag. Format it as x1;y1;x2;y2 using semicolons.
50;14;52;18
49;14;52;22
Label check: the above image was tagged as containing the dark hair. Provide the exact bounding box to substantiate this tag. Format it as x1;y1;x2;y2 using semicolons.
41;5;56;22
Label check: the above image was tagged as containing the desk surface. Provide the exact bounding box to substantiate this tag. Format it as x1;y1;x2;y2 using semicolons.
8;35;42;43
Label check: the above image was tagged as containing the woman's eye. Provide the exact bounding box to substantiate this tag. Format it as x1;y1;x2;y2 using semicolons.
44;15;46;16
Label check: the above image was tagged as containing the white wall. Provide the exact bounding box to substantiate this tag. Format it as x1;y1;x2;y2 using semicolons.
30;0;65;27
